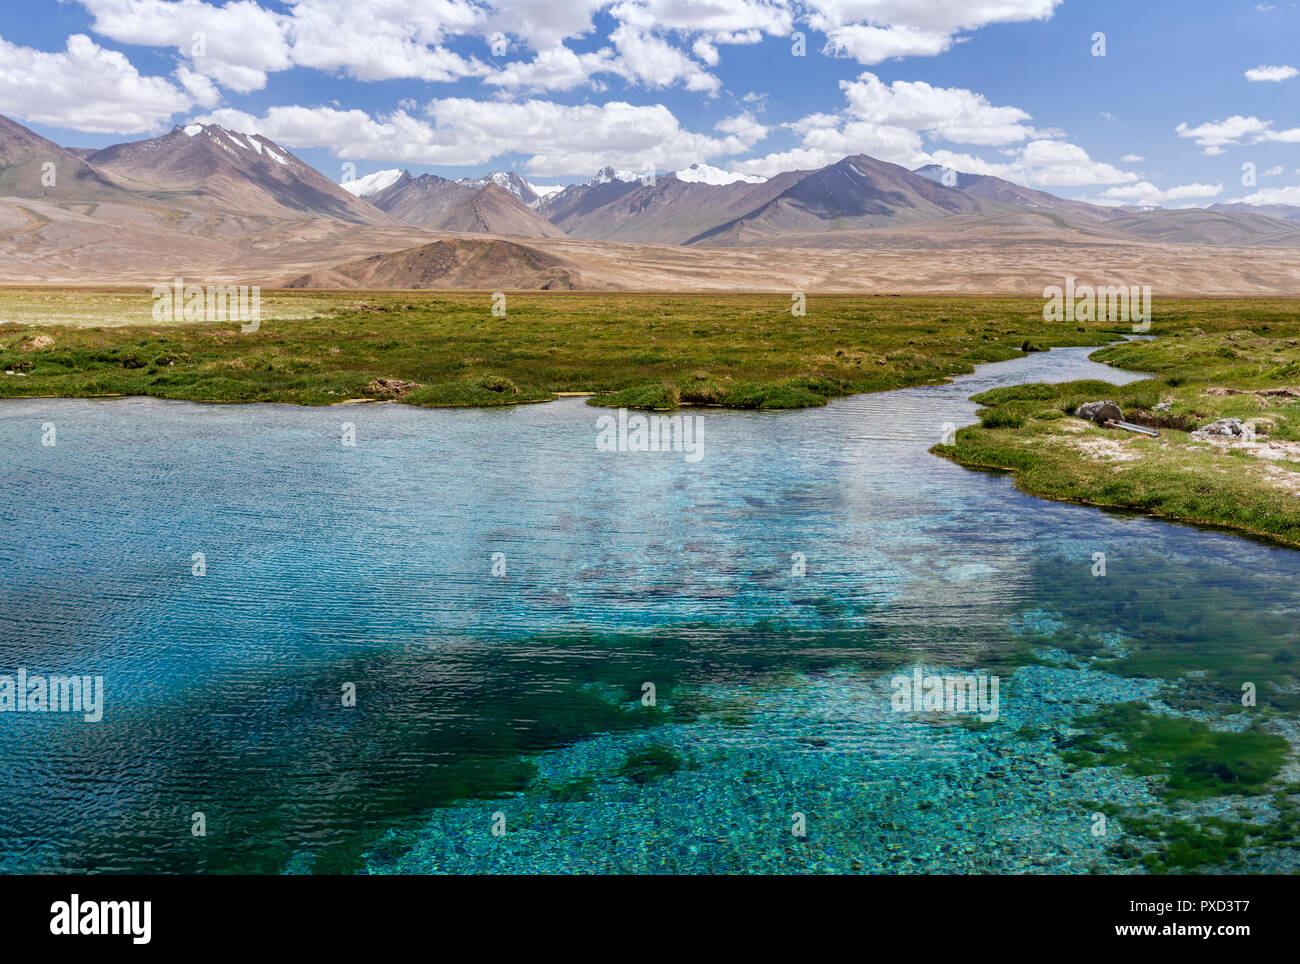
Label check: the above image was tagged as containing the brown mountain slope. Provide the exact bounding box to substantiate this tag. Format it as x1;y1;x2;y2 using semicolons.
687;155;994;245
427;184;563;237
367;175;560;236
1106;208;1300;245
0;114;130;202
367;173;476;223
87;124;392;225
913;164;1118;221
284;237;579;289
539;170;804;244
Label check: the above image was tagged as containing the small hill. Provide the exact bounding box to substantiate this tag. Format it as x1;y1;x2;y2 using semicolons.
284;237;580;289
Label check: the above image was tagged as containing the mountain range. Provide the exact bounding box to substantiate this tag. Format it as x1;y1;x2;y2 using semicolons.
2;112;1299;292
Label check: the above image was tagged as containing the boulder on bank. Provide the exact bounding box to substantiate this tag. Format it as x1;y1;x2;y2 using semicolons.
1192;417;1248;439
1076;401;1122;425
366;377;421;398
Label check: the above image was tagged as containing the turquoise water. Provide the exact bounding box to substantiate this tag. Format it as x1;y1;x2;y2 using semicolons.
2;347;1298;874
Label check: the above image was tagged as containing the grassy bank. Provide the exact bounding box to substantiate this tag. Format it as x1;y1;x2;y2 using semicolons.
1;288;1125;408
935;312;1300;546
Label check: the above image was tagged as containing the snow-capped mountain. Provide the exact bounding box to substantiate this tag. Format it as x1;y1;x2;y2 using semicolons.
590;166;646;185
341;168;563;209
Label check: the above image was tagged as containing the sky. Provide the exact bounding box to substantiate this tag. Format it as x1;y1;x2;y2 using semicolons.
1;0;1297;207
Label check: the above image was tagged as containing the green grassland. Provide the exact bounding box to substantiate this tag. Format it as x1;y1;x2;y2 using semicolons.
0;287;1121;408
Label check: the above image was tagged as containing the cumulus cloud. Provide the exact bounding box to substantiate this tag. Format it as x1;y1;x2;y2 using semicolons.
607;23;721;92
728;68;1135;189
823;23;954;63
1259;126;1300;143
1245;64;1297;82
1239;184;1300;205
1099;180;1223;206
80;0;293;92
1175;114;1300;153
1175;115;1272;154
484;45;617;91
197;98;767;175
1014;139;1136;186
806;0;1061;63
0;33;192;133
74;0;1068;102
840;72;1037;145
76;0;777;96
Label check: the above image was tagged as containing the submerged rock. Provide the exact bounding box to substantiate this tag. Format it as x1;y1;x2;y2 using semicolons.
1076;401;1122;425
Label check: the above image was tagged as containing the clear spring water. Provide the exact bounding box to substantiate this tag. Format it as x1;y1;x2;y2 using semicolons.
2;347;1297;873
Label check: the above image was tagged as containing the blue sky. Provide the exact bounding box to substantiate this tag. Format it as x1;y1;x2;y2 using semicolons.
1;0;1297;206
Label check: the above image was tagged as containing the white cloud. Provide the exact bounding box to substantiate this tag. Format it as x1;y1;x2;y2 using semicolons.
922;149;1021;178
1100;180;1223;206
730;68;1131;188
286;4;487;83
822;23;954;63
1263;165;1284;176
0;33;192;133
1259;126;1300;143
1245;64;1297;82
483;45;616;91
480;0;606;50
1240;184;1300;205
715;111;768;142
1121;153;1144;162
1015;139;1136;186
806;0;1061;63
175;64;222;108
840;71;1036;145
607;24;721;92
198;98;767;175
1175;115;1271;154
81;0;293;92
77;0;782;96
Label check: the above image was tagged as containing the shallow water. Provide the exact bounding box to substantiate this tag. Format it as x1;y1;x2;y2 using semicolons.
2;347;1297;873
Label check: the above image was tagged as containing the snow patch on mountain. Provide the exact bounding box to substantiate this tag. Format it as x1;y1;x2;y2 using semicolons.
673;163;766;185
340;169;407;197
591;166;644;185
